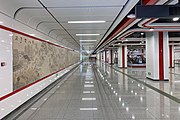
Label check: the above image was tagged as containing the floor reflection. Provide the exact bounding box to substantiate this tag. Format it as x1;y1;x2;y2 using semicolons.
17;62;180;120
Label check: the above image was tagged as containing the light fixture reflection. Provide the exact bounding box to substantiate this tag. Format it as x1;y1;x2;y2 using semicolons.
84;84;94;87
80;108;98;110
82;98;96;100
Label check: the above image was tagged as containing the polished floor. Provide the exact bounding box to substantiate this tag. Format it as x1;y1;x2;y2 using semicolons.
16;62;180;120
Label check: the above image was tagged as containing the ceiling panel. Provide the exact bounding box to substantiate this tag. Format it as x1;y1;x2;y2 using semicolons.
15;9;51;25
0;0;41;17
60;23;111;30
37;23;64;34
55;16;116;22
46;6;123;50
68;29;107;34
0;0;129;51
48;7;122;17
61;22;112;28
29;17;55;29
41;0;127;7
74;36;103;42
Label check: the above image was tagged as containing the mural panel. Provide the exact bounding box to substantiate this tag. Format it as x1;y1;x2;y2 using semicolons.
13;33;79;90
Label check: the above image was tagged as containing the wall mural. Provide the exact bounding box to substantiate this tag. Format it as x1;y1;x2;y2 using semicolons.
13;33;79;90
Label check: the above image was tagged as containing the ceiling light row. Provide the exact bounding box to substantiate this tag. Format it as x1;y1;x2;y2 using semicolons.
68;21;106;24
69;21;104;38
80;40;97;42
76;34;100;36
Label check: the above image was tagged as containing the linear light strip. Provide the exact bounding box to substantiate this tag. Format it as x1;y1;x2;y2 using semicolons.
80;40;97;42
68;21;106;24
76;34;100;36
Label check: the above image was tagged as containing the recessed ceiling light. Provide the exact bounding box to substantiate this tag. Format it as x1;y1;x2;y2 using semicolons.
0;21;3;24
68;21;106;24
127;14;136;18
80;40;97;42
76;34;100;36
141;32;144;35
173;17;179;21
149;28;154;31
29;34;35;36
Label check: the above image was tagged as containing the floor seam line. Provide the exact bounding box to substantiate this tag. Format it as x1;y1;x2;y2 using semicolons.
107;65;180;104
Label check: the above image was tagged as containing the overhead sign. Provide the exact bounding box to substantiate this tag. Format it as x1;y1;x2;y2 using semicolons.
135;5;180;18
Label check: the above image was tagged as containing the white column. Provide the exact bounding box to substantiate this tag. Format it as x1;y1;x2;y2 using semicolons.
108;49;113;64
103;51;106;62
118;46;127;68
97;52;100;60
146;32;169;81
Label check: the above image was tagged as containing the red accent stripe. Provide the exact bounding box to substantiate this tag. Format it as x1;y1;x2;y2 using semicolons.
103;18;135;46
0;63;75;101
142;18;180;29
143;0;159;5
169;45;173;68
159;32;164;80
0;25;74;51
142;18;156;28
98;0;159;50
122;46;125;68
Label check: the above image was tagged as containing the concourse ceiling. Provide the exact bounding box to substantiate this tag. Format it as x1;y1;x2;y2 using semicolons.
0;0;179;53
0;0;128;52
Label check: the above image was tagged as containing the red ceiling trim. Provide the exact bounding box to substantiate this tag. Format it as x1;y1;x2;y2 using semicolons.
97;0;159;51
143;0;159;5
142;18;180;28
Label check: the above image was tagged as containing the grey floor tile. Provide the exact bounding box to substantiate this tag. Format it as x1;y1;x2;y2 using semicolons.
15;63;180;120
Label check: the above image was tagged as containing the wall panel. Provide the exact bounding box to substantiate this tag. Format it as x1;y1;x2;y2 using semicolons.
13;33;79;90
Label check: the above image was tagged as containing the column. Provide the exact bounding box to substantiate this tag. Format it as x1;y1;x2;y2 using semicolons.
97;52;101;60
108;49;113;64
169;45;174;68
99;52;101;61
118;46;127;68
101;51;104;61
103;50;106;62
146;32;169;81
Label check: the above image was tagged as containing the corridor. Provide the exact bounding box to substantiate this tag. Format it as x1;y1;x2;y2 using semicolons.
12;62;180;120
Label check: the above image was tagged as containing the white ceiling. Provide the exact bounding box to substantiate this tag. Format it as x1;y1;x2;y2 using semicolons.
0;0;129;51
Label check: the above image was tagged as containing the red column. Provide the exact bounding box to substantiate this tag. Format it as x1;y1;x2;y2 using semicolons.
159;32;164;80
